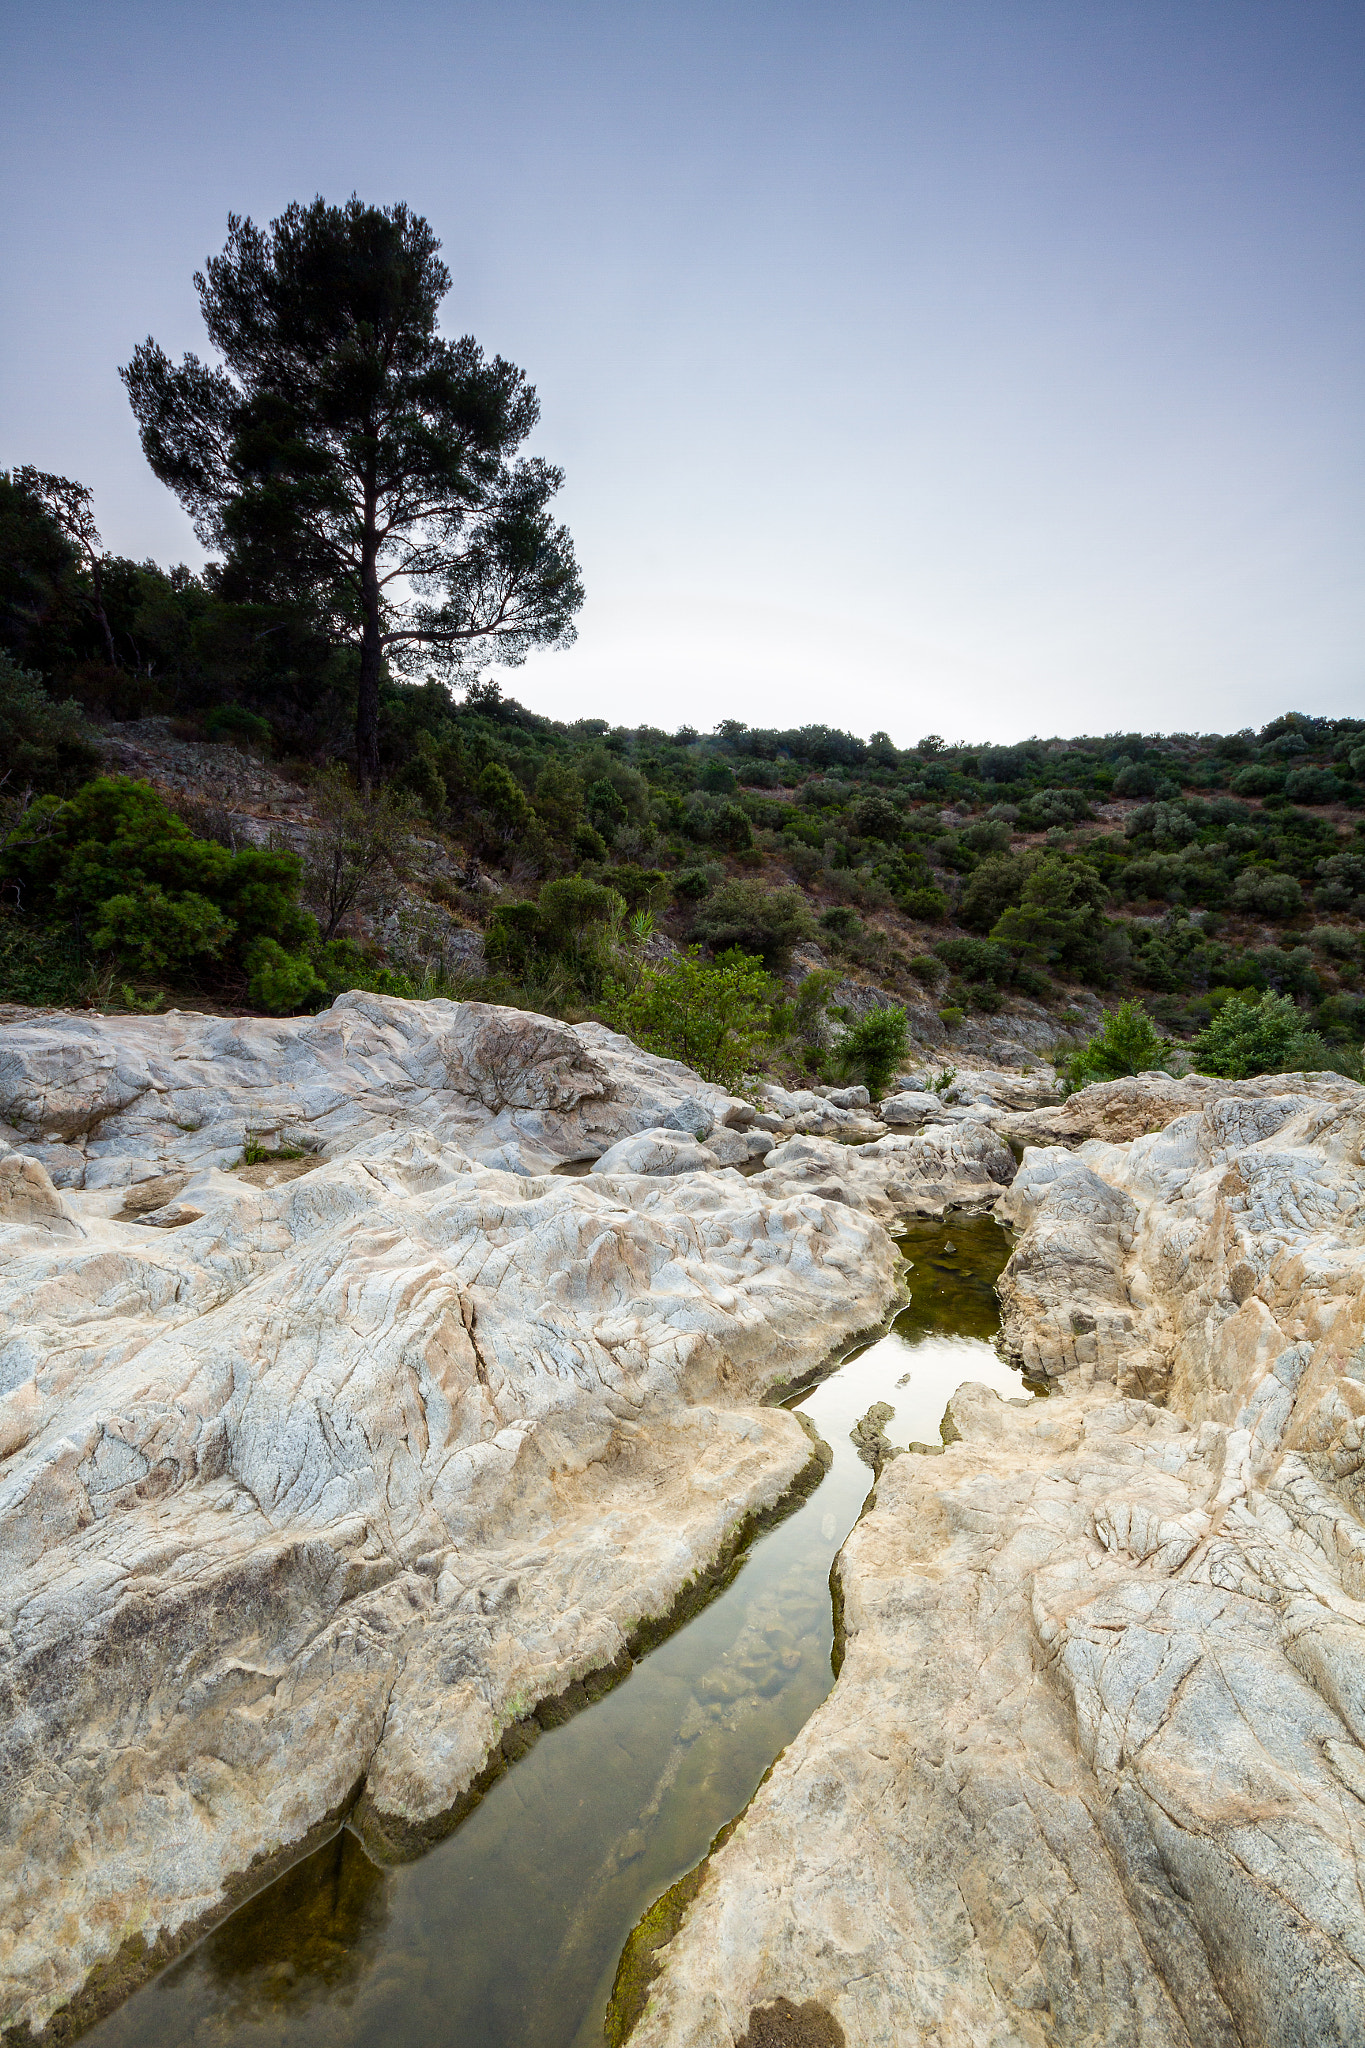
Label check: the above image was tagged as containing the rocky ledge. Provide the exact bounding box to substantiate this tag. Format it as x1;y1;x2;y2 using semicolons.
621;1071;1365;2046
0;995;1015;2043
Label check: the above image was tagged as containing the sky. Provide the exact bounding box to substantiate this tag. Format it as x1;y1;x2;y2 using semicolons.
1;0;1362;745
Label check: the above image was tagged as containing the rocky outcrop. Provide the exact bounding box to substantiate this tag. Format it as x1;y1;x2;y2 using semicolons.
625;1071;1365;2046
0;993;1014;2042
628;1380;1365;2048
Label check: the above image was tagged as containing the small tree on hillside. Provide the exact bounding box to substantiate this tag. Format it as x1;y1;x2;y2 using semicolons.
122;196;583;786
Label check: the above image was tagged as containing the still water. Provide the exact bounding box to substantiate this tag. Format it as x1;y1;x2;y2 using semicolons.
86;1218;1023;2048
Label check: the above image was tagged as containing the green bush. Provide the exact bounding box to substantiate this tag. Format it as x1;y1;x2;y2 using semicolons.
204;702;273;750
1189;989;1345;1077
1061;999;1172;1090
819;905;861;942
479;760;535;839
1283;767;1341;806
1308;924;1360;959
902;885;949;921
2;776;314;989
832;1005;909;1095
698;759;737;794
0;654;99;796
938;1004;965;1027
572;821;609;862
1230;869;1303;920
690;879;813;970
671;867;712;901
933;936;1011;982
1230;764;1285;796
244;936;324;1014
908;953;947;986
959;854;1030;933
990;856;1108;978
605;947;774;1090
850;794;901;842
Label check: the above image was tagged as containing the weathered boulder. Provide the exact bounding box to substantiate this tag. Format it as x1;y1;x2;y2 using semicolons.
628;1380;1365;2048
628;1072;1365;2047
0;997;913;2040
590;1128;722;1175
756;1122;1017;1224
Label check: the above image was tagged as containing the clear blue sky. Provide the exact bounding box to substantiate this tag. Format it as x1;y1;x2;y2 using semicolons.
2;0;1361;742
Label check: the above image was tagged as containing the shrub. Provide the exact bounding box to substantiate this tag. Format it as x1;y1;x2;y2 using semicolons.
605;864;669;913
938;1004;965;1027
908;953;947;986
572;821;609;862
1308;924;1360;959
691;879;814;970
1313;852;1365;916
479;761;536;840
2;777;314;985
0;654;99;797
901;884;949;921
933;936;1011;982
393;746;447;816
605;947;774;1090
1230;764;1285;796
1061;999;1172;1090
533;757;583;838
819;905;862;942
1017;788;1091;830
244;936;324;1014
959;854;1030;933
832;1006;909;1095
960;819;1012;856
1284;766;1342;806
671;867;712;901
698;759;738;794
850;794;901;842
990;856;1108;978
1230;869;1303;920
203;702;273;750
1113;763;1159;797
1189;989;1335;1077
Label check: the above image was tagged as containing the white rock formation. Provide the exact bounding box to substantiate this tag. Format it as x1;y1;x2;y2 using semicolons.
623;1072;1365;2047
0;994;1008;2041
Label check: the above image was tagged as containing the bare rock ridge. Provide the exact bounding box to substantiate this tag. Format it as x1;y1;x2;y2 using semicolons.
3;1009;1364;2046
0;993;1013;2043
627;1071;1365;2047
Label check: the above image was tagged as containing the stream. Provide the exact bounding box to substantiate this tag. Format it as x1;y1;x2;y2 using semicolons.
85;1218;1027;2048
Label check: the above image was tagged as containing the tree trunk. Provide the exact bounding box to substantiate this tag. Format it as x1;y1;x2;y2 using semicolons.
356;514;382;791
88;556;118;670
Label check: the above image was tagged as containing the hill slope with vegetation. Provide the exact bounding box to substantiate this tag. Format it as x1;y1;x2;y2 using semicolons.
4;463;1362;1091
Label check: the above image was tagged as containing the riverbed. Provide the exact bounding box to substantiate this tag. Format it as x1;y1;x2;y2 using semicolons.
84;1218;1027;2048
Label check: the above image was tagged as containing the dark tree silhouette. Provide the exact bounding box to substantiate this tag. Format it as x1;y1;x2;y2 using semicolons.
122;197;583;784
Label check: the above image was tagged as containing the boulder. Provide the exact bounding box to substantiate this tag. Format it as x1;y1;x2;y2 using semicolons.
590;1128;721;1175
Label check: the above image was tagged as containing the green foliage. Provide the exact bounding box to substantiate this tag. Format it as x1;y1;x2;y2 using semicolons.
203;702;272;749
832;1006;909;1096
933;936;1011;983
671;867;712;901
0;910;90;1007
959;853;1030;933
122;196;583;784
605;947;774;1090
850;793;901;841
938;1004;965;1027
0;653;99;797
1061;1000;1173;1090
1284;766;1341;806
901;884;949;921
989;856;1109;978
1231;764;1285;796
1230;868;1303;920
90;886;235;975
2;778;314;989
244;937;325;1014
1313;852;1365;916
1189;989;1342;1078
690;880;814;970
908;953;947;986
1308;924;1360;959
698;759;737;794
478;760;535;837
585;776;627;833
532;756;583;838
819;905;861;942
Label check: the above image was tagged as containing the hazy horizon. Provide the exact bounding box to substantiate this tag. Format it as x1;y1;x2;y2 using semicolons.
2;0;1361;745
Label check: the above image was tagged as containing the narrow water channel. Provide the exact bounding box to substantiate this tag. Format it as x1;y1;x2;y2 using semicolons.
85;1218;1025;2048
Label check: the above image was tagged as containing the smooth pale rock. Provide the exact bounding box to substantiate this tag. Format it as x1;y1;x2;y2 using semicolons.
704;1126;775;1169
756;1123;1017;1223
0;997;914;2040
629;1071;1365;2048
590;1128;722;1175
631;1380;1365;2048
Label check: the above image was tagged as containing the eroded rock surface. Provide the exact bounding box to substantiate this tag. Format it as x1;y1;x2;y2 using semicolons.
0;992;1033;2042
627;1072;1365;2047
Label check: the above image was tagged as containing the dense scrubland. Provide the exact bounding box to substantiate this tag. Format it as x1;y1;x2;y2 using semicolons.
4;193;1363;1089
3;465;1362;1090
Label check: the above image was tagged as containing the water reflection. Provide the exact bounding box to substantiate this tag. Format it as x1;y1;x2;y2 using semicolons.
85;1218;1019;2048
